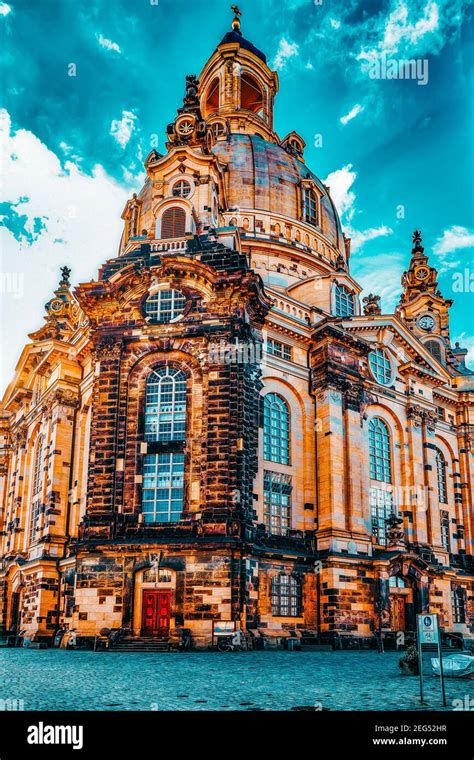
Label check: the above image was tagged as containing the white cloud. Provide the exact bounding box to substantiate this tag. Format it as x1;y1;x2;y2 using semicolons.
323;163;394;273
433;225;474;256
357;0;444;66
96;33;121;53
340;103;364;126
323;164;357;220
354;253;405;311
346;225;393;253
110;110;137;149
382;0;439;53
0;2;11;17
0;109;138;393
432;225;474;273
271;38;299;70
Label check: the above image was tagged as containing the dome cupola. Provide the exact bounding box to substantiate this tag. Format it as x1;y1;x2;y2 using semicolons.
198;6;279;140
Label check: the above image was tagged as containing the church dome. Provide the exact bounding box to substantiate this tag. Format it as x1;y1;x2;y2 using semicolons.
212;133;345;253
217;30;267;63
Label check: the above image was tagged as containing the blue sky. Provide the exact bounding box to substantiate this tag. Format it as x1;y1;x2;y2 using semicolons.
1;0;473;390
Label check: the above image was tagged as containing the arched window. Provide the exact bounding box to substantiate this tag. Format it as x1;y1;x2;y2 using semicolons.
334;283;355;317
263;393;290;465
145;289;186;324
369;348;392;385
30;436;44;543
425;340;444;364
241;73;263;114
369;418;391;483
141;367;187;523
161;206;186;239
32;436;44;495
271;574;302;616
303;187;318;226
369;418;393;546
212;121;226;138
435;448;447;503
144;367;187;442
204;77;220;117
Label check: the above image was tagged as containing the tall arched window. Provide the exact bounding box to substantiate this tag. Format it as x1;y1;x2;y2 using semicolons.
303;187;318;226
142;367;187;523
263;393;290;465
435;448;447;503
240;73;263;115
160;206;186;239
30;436;44;544
369;418;391;483
425;340;444;364
368;418;393;546
204;77;220;117
334;283;355;317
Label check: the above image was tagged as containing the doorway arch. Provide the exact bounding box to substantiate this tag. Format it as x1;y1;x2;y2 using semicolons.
132;565;177;637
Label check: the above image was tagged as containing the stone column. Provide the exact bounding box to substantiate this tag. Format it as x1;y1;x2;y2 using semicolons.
406;404;429;545
84;336;123;538
344;385;371;539
314;386;347;536
422;411;442;549
457;402;474;557
42;390;79;545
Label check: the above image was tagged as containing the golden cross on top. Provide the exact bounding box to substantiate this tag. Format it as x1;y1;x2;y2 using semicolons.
231;5;242;16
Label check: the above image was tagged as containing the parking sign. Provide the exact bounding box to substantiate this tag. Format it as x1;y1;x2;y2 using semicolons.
418;613;439;644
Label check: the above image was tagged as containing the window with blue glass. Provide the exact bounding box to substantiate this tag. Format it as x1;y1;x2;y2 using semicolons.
334;283;355;317
145;289;186;324
369;348;392;386
263;393;290;465
142;367;187;523
369;417;393;545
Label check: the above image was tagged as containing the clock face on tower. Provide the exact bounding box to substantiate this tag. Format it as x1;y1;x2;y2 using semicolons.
417;314;435;331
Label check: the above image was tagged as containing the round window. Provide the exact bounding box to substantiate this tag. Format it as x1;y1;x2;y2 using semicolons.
172;180;191;198
369;348;393;385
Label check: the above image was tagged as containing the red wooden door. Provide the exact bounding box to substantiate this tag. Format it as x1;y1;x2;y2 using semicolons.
390;595;406;632
142;591;171;636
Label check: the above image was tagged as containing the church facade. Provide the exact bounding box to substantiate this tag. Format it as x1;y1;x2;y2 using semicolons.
1;16;473;649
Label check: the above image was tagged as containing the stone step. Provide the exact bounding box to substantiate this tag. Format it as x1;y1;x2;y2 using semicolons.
112;647;170;652
110;636;171;652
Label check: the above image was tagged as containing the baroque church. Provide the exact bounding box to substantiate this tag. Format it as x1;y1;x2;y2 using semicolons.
1;12;473;649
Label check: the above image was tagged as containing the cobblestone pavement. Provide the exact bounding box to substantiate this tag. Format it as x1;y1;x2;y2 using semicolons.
1;650;473;711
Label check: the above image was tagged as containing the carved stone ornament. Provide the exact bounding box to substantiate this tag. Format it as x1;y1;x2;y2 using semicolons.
11;424;28;449
362;293;382;316
423;410;438;433
386;512;406;548
95;336;122;360
54;389;80;410
407;404;424;427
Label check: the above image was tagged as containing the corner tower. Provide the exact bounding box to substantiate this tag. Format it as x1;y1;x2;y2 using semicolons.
396;230;454;367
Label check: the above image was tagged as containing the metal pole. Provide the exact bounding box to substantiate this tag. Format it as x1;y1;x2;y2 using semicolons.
417;616;425;704
437;616;447;707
